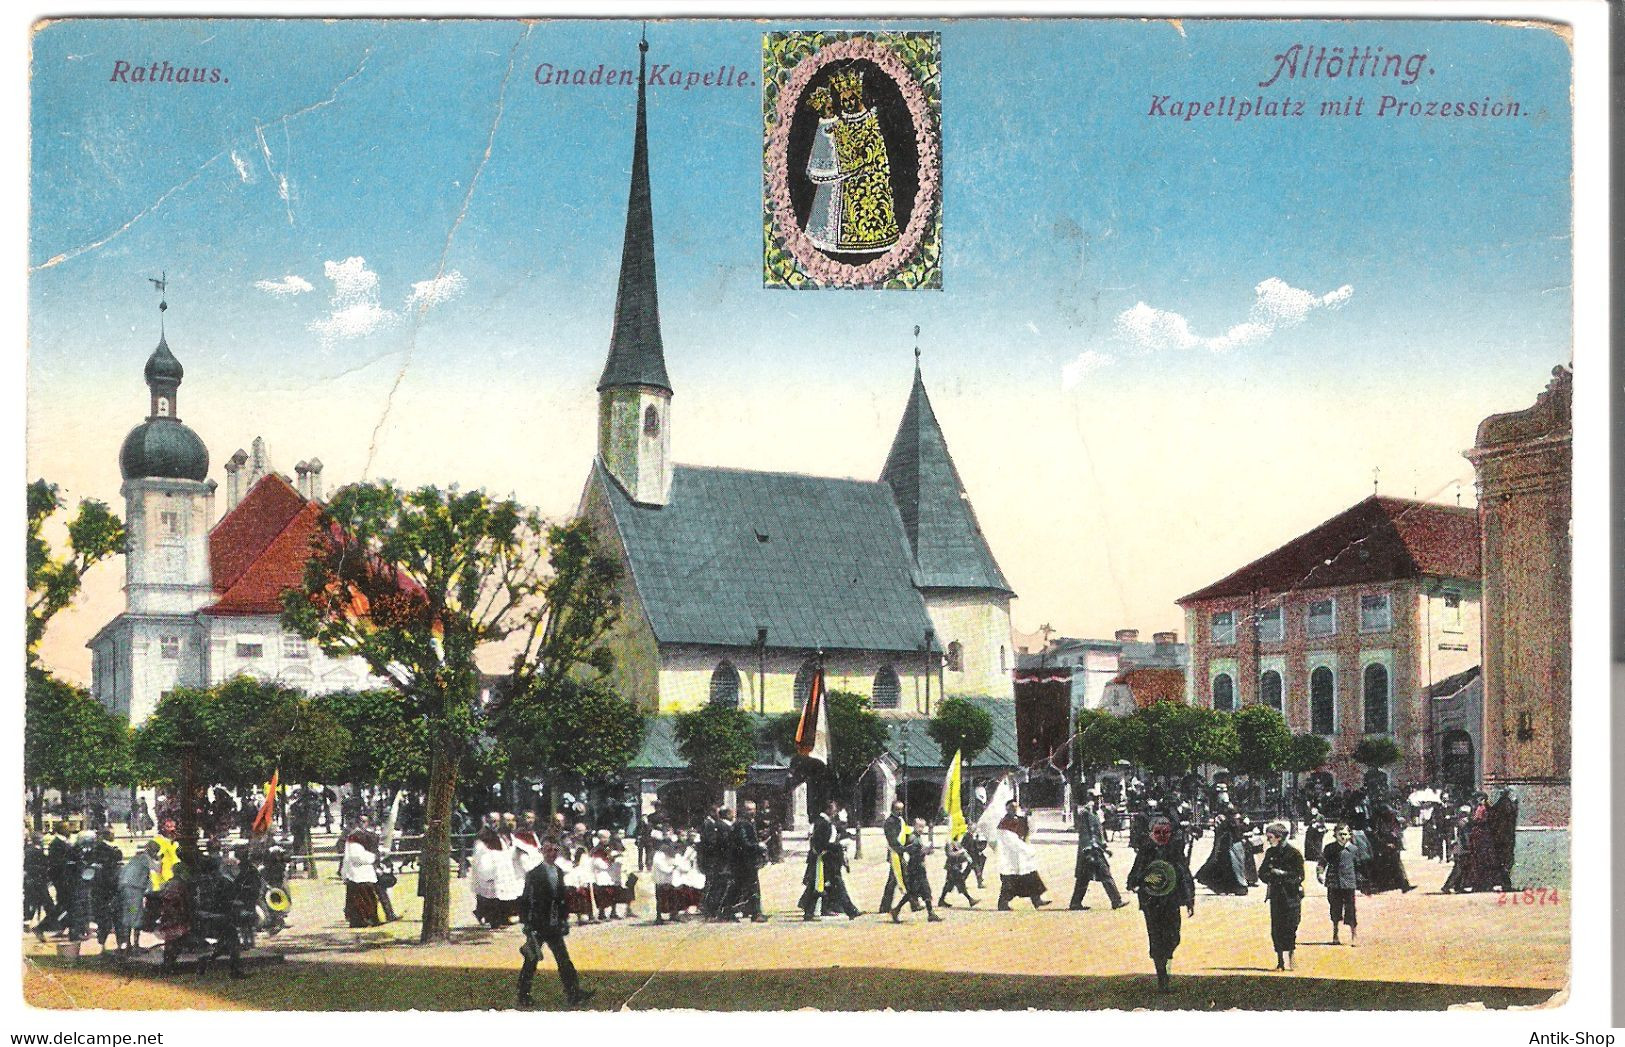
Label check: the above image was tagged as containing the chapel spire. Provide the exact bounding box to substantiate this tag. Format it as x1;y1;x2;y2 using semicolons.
881;354;1013;595
595;31;674;507
598;31;671;394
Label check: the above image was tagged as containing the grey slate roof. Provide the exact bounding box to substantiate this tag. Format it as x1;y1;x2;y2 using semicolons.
598;42;670;394
598;460;936;653
630;713;791;771
880;367;1013;595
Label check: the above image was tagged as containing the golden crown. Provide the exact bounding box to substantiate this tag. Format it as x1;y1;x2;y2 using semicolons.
829;68;866;96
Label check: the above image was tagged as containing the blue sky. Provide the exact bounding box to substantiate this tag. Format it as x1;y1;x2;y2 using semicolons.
28;17;1573;673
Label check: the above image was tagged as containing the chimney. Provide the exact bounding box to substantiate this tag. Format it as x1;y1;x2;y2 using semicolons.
294;461;310;499
307;458;324;502
1114;629;1140;644
1153;631;1178;646
224;449;249;509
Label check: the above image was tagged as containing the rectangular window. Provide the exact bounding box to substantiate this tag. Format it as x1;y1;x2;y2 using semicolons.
1360;593;1393;633
159;635;180;660
1443;590;1463;631
283;635;309;659
236;639;264;659
1307;599;1337;637
1210;610;1236;646
159;510;182;537
1256;604;1284;642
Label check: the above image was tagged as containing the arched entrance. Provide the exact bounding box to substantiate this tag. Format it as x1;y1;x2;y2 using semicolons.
860;759;899;827
1440;729;1476;792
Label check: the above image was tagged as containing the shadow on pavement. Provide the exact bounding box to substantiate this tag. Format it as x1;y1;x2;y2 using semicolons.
24;958;1561;1013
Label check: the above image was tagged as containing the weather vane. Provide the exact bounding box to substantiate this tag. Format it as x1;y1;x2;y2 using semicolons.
148;270;168;333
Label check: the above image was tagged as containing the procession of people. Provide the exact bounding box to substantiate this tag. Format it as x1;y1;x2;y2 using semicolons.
22;774;1529;1006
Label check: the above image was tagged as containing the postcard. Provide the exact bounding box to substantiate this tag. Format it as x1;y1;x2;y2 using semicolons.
20;8;1597;1024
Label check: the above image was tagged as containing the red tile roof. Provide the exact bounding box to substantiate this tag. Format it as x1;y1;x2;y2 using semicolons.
206;474;321;617
1178;496;1480;605
1108;667;1187;709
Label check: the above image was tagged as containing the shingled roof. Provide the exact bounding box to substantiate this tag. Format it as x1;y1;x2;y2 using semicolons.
1178;495;1480;604
207;474;320;616
596;460;935;653
880;366;1013;595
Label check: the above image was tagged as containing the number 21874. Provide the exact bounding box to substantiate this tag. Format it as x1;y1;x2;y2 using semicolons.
1498;887;1561;906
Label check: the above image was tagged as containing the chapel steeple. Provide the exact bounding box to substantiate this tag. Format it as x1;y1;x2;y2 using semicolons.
596;30;674;507
881;353;1013;595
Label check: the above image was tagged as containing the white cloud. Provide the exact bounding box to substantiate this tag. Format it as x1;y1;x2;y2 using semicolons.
254;274;313;297
1113;277;1354;354
308;257;395;344
1061;349;1115;390
229;150;254;184
406;270;467;310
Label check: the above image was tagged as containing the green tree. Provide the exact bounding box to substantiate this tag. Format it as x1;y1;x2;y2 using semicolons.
1229;705;1294;776
927;696;994;767
1286;733;1332;776
313;689;428;787
501;677;645;792
1200;708;1241;770
24;671;134;830
27;480;124;667
1352;736;1402;770
1133;702;1225;777
674;705;758;795
282;484;622;943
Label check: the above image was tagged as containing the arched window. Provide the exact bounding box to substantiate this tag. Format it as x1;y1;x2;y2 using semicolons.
643;404;660;437
1311;666;1336;735
709;660;741;708
793;659;818;709
872;665;900;709
1260;669;1283;712
946;641;964;673
1363;663;1390;733
1212;673;1235;712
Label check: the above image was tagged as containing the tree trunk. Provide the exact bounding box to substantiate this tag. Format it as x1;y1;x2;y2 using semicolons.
419;744;459;944
31;786;44;833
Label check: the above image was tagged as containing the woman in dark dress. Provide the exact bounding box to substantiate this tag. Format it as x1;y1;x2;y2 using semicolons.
1257;822;1304;971
1302;807;1327;863
1195;811;1249;896
1364;804;1416;893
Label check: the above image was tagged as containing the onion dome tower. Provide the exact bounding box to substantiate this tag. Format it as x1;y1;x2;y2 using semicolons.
118;277;216;615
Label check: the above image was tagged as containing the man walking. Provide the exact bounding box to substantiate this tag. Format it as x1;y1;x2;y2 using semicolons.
518;839;593;1008
730;803;769;922
800;800;861;920
877;800;914;913
1069;796;1127;911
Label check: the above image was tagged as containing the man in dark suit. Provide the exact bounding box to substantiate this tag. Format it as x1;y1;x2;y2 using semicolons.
698;805;725;918
730;802;769;922
800;800;860;920
1069;795;1127;910
518;840;592;1008
877;800;916;913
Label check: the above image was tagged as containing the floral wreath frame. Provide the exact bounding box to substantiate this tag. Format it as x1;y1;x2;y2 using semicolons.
763;32;942;290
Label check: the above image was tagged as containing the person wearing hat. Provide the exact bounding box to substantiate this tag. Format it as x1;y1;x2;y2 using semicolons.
1069;794;1127;911
1125;816;1195;993
115;841;160;954
801;800;861;920
1316;823;1361;945
1257;822;1304;971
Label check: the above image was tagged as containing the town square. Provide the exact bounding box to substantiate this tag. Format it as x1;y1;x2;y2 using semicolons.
22;14;1581;1019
